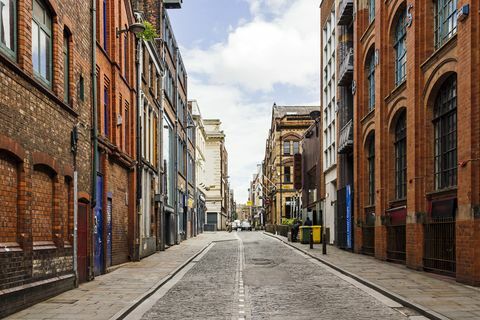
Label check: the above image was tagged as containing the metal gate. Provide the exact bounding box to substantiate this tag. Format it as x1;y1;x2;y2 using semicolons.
424;216;456;275
386;208;406;263
423;199;456;276
77;202;88;283
106;196;112;268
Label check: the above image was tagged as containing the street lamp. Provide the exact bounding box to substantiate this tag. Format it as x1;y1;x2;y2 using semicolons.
309;109;326;255
116;22;146;38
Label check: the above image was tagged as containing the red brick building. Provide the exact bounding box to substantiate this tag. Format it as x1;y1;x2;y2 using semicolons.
0;0;93;316
94;0;137;273
353;0;480;285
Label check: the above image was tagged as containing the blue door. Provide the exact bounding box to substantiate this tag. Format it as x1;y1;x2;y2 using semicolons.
106;196;112;268
94;175;104;276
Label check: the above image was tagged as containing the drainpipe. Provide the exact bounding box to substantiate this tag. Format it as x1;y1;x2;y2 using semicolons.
90;0;98;281
135;17;143;261
72;125;78;287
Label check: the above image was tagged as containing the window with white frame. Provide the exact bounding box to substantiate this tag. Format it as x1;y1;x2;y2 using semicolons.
322;11;336;170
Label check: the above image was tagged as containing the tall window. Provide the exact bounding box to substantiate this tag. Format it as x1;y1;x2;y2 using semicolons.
283;141;291;155
102;0;107;51
32;0;52;84
284;166;291;183
367;52;375;111
368;0;375;23
293;141;299;154
63;31;70;103
124;33;128;79
0;0;16;57
367;135;375;205
125;103;129;153
433;75;457;190
434;0;457;49
395;112;407;199
103;85;109;137
394;9;407;85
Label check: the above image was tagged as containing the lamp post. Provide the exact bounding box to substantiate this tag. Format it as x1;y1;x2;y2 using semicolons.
309;110;326;255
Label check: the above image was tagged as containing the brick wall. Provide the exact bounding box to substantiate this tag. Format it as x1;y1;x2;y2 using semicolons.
353;0;480;284
0;0;93;316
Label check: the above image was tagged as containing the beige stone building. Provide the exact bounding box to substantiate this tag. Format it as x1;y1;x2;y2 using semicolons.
263;104;319;225
204;119;229;230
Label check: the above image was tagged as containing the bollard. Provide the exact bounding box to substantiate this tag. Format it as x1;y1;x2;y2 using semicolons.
309;229;313;249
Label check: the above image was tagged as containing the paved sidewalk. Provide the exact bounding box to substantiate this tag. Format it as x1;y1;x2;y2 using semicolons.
6;232;237;320
266;232;480;320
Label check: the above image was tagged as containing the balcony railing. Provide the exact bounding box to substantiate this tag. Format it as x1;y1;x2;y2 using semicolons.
337;0;354;26
338;47;354;87
338;119;353;154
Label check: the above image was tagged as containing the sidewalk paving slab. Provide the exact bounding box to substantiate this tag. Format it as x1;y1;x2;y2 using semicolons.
265;232;480;320
5;232;236;320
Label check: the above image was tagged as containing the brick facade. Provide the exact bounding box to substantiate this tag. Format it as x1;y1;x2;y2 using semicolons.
0;0;92;315
353;0;480;285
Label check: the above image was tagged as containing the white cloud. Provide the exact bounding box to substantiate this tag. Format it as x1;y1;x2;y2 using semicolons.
182;0;320;202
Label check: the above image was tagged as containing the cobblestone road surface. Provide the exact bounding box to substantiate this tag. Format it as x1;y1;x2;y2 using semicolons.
138;232;409;319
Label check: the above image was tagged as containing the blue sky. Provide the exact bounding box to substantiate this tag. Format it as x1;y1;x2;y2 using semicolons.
169;0;320;203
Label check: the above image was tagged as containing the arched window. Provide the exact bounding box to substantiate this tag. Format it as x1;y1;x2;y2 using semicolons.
434;0;457;49
368;0;375;23
395;112;407;199
367;135;375;205
433;75;457;190
394;9;407;85
32;0;52;84
0;151;18;243
367;52;375;111
0;0;16;58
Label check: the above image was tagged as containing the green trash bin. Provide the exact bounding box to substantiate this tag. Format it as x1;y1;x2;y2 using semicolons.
300;226;312;244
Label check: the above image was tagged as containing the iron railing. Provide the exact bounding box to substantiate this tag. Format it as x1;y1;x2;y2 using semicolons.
337;0;354;26
423;216;456;276
387;225;406;263
338;47;354;86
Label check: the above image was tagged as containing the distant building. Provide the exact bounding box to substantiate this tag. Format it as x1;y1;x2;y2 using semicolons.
204;119;229;230
263;104;319;225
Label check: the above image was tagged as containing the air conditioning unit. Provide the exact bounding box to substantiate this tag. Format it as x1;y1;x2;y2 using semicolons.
164;0;182;9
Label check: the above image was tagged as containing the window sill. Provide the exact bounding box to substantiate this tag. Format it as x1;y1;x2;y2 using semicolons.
360;108;375;125
420;34;457;72
385;80;407;103
0;53;77;117
33;241;57;251
426;187;457;200
360;18;375;44
0;242;22;253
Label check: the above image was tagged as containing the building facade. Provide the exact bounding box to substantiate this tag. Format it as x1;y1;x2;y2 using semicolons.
353;0;480;285
321;0;338;245
0;0;93;315
94;0;137;273
204;119;228;231
335;0;355;250
263;105;318;226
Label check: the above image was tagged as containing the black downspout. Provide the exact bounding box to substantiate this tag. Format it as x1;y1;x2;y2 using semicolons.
135;30;142;262
90;0;97;281
174;46;179;244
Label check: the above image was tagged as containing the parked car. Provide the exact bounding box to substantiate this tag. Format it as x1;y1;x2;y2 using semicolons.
241;220;252;231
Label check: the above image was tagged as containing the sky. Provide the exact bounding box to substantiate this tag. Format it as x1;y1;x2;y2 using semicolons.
168;0;320;203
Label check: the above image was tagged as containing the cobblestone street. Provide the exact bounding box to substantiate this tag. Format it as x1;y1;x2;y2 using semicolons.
132;232;412;319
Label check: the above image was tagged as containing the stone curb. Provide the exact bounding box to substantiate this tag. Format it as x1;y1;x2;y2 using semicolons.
263;232;450;320
110;238;236;320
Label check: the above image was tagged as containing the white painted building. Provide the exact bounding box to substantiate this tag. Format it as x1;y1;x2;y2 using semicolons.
322;7;336;244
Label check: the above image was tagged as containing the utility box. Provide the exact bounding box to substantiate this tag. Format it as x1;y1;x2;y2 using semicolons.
164;0;182;9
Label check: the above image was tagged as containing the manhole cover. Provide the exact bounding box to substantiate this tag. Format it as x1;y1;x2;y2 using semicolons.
251;258;273;265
